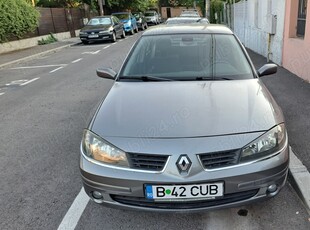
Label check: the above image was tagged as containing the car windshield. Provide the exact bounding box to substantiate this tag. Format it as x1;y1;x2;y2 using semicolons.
145;12;155;16
119;34;254;81
113;14;129;20
88;18;111;25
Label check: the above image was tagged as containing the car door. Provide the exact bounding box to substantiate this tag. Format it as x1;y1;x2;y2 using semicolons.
112;16;122;36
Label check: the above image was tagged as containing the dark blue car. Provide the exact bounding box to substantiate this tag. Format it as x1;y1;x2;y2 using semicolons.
112;12;139;35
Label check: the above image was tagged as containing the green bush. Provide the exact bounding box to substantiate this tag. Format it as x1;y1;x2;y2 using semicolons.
0;0;40;43
38;33;58;45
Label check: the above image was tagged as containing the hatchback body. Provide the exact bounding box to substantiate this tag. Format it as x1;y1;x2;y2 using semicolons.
112;12;138;35
80;25;289;212
79;16;125;44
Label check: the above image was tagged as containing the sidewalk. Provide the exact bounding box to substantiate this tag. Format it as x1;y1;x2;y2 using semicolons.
0;37;81;69
0;41;309;212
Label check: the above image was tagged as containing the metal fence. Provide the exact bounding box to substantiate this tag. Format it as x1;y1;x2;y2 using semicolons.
36;7;86;37
16;7;93;41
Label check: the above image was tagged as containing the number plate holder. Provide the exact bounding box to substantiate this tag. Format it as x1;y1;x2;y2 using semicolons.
145;182;224;200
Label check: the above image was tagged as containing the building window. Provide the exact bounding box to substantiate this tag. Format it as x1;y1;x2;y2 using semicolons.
297;0;308;37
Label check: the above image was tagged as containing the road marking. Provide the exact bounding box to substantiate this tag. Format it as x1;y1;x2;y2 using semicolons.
57;188;89;230
125;37;129;39
118;40;123;42
11;64;66;70
0;92;5;96
72;58;83;63
103;45;111;49
82;50;101;55
49;66;64;73
6;80;29;86
20;77;40;86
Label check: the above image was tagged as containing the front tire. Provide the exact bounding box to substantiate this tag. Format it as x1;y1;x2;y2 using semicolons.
121;30;126;38
82;40;89;45
111;32;116;43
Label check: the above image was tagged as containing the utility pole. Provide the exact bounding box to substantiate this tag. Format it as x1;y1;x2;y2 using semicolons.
205;0;210;19
98;0;104;16
31;0;35;6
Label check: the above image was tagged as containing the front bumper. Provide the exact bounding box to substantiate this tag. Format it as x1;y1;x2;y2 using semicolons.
146;18;157;24
79;32;113;42
80;141;289;212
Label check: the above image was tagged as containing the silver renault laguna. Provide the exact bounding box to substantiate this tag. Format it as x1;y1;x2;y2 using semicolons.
80;24;289;212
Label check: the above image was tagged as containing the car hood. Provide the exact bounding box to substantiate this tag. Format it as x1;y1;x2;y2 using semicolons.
91;79;284;138
81;25;111;31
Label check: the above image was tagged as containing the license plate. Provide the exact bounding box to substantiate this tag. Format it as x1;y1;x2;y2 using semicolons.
145;182;224;200
88;34;99;38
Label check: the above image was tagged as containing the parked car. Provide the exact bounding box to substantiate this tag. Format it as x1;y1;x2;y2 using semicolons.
112;12;138;35
165;17;202;24
180;9;200;17
133;12;148;30
79;16;125;44
144;11;160;25
80;24;288;212
198;17;210;24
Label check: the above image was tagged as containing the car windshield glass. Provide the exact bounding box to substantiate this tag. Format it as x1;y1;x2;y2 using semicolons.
119;34;254;81
145;12;155;16
113;14;129;20
88;18;111;25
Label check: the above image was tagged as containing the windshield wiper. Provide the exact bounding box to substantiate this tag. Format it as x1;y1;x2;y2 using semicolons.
119;76;174;81
196;77;232;81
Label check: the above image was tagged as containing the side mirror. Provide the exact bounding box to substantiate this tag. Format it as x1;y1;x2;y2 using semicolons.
257;63;277;77
96;68;117;80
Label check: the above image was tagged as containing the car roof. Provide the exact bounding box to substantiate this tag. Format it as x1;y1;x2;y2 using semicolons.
142;24;233;36
112;12;129;14
91;16;112;18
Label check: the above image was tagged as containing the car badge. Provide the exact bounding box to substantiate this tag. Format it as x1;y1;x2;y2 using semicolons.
91;32;95;34
176;155;192;174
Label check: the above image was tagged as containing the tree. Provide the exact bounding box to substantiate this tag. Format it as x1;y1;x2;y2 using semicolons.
0;0;40;42
36;0;82;7
105;0;157;11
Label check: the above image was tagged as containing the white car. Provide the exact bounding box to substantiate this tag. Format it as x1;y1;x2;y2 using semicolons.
145;11;160;25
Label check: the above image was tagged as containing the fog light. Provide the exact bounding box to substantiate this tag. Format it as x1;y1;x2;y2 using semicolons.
267;184;277;193
92;191;103;199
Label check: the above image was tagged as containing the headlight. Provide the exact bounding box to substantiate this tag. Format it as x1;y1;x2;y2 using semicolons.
241;124;287;162
82;130;129;167
79;31;87;35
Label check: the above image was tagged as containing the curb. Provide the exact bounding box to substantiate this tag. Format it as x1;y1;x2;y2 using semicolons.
0;42;80;69
288;147;310;214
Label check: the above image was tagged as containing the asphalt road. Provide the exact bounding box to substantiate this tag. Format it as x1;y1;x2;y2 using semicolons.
0;32;309;230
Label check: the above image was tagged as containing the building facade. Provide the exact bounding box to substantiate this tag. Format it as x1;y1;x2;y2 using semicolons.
233;0;286;65
282;0;310;82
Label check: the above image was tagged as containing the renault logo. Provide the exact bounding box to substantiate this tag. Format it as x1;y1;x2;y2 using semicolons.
176;155;192;174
